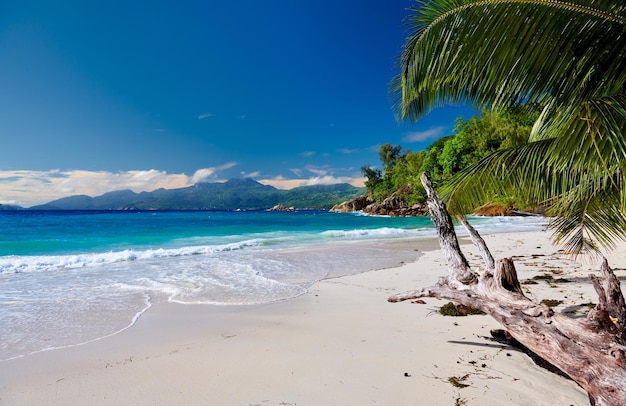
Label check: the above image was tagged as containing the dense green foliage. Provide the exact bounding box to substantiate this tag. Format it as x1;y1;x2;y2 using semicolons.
392;0;626;253
361;107;537;206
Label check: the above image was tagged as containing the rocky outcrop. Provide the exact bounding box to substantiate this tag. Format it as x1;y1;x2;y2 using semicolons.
472;202;516;216
472;202;544;216
363;198;427;217
333;192;543;218
330;186;428;217
329;196;373;212
268;204;295;211
364;185;428;216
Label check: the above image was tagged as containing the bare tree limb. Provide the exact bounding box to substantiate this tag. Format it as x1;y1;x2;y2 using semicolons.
456;214;495;271
390;172;626;406
420;172;476;286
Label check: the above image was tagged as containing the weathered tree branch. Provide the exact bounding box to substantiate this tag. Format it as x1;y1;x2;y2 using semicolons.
389;172;626;406
456;214;495;271
592;259;626;339
420;172;476;286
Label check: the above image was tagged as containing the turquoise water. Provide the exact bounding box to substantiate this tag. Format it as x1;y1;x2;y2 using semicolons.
0;210;547;361
0;210;436;257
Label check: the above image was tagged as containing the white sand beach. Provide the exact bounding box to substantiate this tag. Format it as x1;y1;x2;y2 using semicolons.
2;229;620;405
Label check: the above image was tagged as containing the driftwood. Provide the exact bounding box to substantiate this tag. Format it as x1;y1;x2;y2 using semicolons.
389;173;626;406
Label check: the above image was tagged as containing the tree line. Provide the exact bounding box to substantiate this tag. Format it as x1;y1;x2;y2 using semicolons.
361;106;538;209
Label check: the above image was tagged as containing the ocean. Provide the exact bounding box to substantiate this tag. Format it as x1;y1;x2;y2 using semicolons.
0;210;547;362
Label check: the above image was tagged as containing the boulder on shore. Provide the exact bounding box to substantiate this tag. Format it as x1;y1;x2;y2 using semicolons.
330;186;428;217
472;202;544;217
329;196;373;213
268;204;295;211
333;193;543;218
363;201;428;217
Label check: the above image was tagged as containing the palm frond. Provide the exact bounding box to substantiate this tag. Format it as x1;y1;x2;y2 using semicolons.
396;1;626;251
548;177;626;255
440;138;626;253
439;139;559;213
392;0;626;122
547;95;626;171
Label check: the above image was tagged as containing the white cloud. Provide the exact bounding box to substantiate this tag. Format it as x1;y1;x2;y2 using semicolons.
191;162;237;183
259;175;365;190
190;168;218;184
258;165;365;190
0;163;238;207
301;151;315;157
337;148;358;154
289;168;302;177
306;166;328;177
240;170;261;178
0;163;368;208
198;113;215;120
404;126;447;142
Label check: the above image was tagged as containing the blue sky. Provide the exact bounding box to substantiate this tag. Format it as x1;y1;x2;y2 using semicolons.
0;1;477;207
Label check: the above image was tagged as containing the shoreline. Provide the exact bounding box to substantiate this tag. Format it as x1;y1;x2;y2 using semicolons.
1;229;611;405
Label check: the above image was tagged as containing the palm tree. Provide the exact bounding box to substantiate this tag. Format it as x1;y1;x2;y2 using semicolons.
392;0;626;253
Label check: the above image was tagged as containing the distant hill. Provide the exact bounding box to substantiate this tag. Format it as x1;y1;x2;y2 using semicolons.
0;204;23;211
29;178;366;211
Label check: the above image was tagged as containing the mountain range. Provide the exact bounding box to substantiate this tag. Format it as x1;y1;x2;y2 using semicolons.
13;178;365;211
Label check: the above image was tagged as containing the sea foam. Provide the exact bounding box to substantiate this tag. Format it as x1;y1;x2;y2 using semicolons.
0;239;261;274
0;210;549;362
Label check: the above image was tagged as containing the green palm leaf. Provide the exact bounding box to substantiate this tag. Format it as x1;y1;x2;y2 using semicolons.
548;177;626;254
393;1;626;121
395;0;626;252
441;138;626;253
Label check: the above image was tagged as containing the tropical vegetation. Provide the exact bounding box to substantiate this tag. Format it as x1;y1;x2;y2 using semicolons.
391;0;626;253
361;106;537;208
